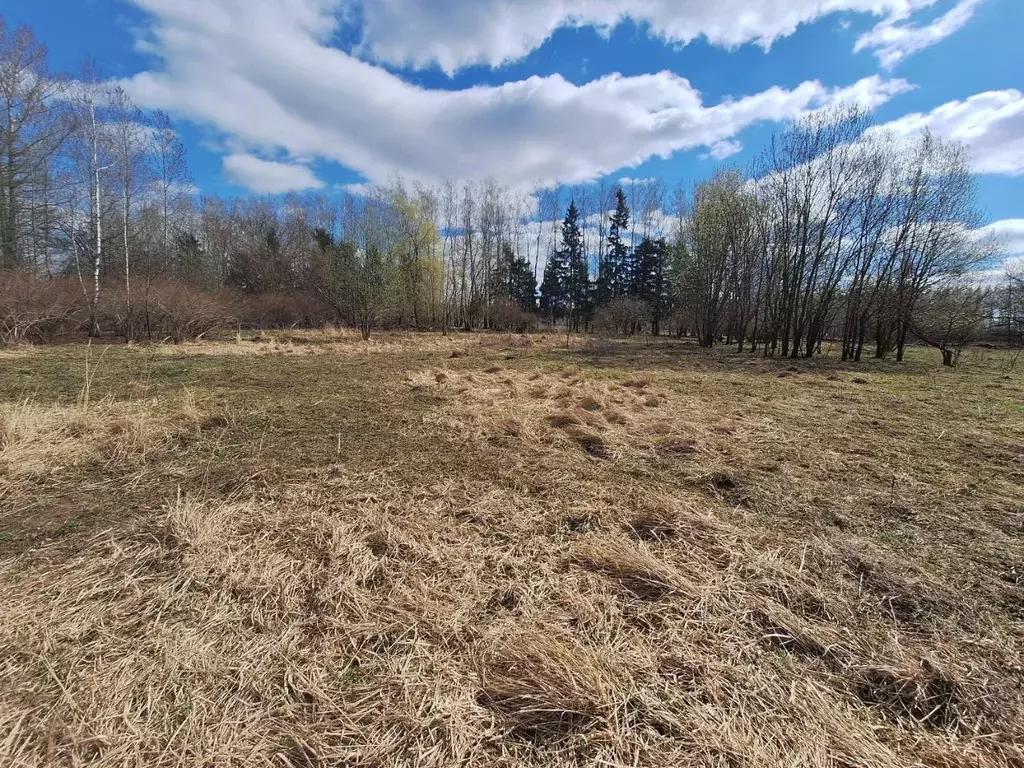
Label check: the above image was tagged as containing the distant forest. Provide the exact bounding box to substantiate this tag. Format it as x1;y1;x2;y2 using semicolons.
1;15;1020;362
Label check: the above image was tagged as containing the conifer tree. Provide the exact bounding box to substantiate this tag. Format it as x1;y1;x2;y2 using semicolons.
500;242;537;311
539;242;567;322
596;188;630;303
631;236;670;334
562;201;590;330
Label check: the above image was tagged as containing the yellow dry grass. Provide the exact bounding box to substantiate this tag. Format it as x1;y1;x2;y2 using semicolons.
0;332;1021;768
0;391;201;480
152;328;473;359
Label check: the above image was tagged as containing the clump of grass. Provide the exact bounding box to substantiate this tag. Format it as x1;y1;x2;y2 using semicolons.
547;411;582;429
498;416;524;437
853;662;967;731
655;437;698;455
0;393;198;479
625;508;678;542
477;629;615;740
604;407;629;425
562;425;609;458
574;536;683;600
621;376;651;389
845;553;949;626
751;608;845;668
577;409;606;429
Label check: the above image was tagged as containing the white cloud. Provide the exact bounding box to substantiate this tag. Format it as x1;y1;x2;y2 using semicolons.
222;154;326;194
353;0;939;74
702;139;743;160
854;0;985;68
967;219;1024;284
121;0;911;191
978;219;1024;256
871;90;1024;176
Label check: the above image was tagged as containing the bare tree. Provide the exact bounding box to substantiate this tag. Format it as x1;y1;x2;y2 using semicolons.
910;283;990;366
0;18;71;270
106;85;148;338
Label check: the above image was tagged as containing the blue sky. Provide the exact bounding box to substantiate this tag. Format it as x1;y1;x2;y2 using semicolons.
5;0;1023;252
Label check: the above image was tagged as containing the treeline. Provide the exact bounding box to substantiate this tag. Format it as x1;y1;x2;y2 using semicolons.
1;15;1020;360
537;108;1015;364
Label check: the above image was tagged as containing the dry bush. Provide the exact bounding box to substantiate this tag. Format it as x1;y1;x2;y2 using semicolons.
100;279;240;341
594;297;650;336
0;274;85;343
238;291;328;329
488;298;539;333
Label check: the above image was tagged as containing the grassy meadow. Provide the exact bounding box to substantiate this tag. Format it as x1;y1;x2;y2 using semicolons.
0;331;1022;767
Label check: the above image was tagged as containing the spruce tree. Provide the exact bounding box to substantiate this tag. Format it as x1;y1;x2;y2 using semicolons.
540;202;590;327
597;188;630;303
631;237;670;334
539;245;567;322
501;242;537;311
561;201;591;331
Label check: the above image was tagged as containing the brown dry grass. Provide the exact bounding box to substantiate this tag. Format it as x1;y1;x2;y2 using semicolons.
1;393;201;478
0;332;1021;767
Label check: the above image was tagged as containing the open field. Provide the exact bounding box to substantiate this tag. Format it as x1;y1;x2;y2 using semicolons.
1;331;1022;768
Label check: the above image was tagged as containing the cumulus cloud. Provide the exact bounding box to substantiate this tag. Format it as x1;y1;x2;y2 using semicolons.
121;0;911;191
352;0;940;74
854;0;986;68
222;154;326;194
965;219;1023;283
871;90;1024;176
702;139;744;161
978;219;1024;256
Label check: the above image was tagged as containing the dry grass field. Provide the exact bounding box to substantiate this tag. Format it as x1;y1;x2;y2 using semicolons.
1;331;1022;768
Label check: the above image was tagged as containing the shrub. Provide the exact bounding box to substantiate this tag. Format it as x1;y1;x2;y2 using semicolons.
0;274;86;344
239;291;330;329
120;279;240;342
594;298;650;336
489;298;539;333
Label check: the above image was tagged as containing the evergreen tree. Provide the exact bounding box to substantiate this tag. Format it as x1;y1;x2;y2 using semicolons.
539;247;567;322
596;188;630;304
561;201;590;331
312;226;335;253
500;242;537;311
631;237;670;334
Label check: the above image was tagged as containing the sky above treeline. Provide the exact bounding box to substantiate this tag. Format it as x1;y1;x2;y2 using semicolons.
6;0;1023;263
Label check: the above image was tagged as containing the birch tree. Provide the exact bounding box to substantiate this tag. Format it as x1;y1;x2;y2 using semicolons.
0;18;71;270
106;85;148;337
